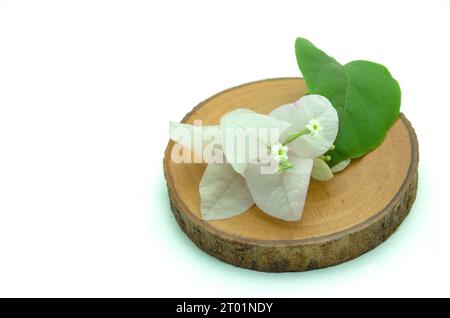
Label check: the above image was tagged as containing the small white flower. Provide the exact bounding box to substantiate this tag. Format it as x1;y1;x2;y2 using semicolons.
306;118;322;136
270;143;289;162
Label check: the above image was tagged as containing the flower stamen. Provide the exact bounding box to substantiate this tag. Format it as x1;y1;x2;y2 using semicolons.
271;143;289;162
306;118;322;136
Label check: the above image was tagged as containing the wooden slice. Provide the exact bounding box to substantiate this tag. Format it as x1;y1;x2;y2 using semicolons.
163;78;419;272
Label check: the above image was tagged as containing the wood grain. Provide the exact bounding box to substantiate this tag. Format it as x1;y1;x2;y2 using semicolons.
163;78;419;272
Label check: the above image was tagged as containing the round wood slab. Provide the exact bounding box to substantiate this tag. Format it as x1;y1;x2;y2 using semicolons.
163;78;419;272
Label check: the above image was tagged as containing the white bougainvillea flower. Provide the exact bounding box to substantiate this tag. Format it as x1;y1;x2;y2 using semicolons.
169;95;340;222
243;95;339;221
220;108;290;175
269;94;338;159
331;159;351;173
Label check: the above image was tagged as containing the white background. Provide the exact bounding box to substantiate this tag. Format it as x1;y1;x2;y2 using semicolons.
0;0;449;297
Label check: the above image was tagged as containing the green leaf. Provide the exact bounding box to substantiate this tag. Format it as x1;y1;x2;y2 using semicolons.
295;38;401;167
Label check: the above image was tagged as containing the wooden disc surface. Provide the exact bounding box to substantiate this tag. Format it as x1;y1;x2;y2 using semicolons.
163;78;418;272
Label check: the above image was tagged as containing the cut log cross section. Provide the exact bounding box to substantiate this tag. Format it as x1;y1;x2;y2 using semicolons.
163;78;419;272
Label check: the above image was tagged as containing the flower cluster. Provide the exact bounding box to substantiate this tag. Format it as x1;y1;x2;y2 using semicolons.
170;95;351;221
